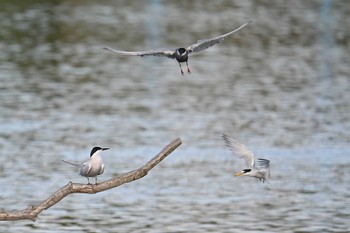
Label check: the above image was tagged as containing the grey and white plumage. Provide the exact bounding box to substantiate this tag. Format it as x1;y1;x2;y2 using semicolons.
222;134;270;183
104;20;252;75
62;147;109;184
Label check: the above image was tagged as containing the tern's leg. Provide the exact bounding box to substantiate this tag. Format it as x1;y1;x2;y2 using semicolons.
95;177;98;185
178;63;184;76
186;61;191;74
87;177;90;184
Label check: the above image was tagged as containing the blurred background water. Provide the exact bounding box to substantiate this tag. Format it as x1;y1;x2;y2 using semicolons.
0;0;349;232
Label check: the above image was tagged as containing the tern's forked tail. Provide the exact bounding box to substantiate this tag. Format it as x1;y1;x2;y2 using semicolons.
61;160;80;167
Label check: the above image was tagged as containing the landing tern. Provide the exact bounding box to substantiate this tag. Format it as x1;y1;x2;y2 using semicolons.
104;20;252;75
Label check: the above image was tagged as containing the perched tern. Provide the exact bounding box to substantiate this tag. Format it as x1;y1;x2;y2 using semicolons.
104;20;252;75
62;147;109;184
222;134;270;183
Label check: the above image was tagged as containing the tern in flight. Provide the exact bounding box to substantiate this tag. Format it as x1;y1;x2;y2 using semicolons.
104;20;252;75
222;134;270;183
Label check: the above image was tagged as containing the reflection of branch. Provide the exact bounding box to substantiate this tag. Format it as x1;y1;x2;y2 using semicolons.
0;138;182;221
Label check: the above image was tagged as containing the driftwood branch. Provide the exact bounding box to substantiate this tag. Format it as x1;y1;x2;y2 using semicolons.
0;138;182;222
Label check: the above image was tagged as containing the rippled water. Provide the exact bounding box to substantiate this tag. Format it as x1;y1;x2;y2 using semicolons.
1;1;349;232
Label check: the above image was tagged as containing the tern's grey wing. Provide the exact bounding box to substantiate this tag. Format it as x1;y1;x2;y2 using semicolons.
186;20;252;54
222;134;256;167
257;158;270;178
98;163;105;175
79;162;91;177
103;47;176;59
257;158;270;169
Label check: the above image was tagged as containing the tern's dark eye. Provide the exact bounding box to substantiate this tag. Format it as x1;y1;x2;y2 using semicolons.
242;169;251;173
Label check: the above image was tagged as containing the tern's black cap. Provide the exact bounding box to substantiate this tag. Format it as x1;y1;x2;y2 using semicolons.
90;147;109;157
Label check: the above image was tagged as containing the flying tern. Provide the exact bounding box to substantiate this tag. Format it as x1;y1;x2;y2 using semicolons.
222;134;270;183
104;20;252;75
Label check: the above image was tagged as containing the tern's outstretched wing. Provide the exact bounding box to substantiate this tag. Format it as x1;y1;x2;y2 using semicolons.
222;134;256;167
186;20;252;54
257;158;270;178
103;47;176;59
257;158;270;169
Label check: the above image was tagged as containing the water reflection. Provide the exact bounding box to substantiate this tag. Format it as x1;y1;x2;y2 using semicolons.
0;0;349;232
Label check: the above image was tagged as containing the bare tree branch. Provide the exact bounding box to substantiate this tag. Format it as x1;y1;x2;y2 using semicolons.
0;138;182;222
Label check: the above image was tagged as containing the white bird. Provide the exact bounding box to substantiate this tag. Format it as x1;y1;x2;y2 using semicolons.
103;20;252;75
222;134;270;183
62;147;109;184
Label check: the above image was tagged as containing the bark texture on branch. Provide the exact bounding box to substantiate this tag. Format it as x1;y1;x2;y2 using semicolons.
0;138;182;221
